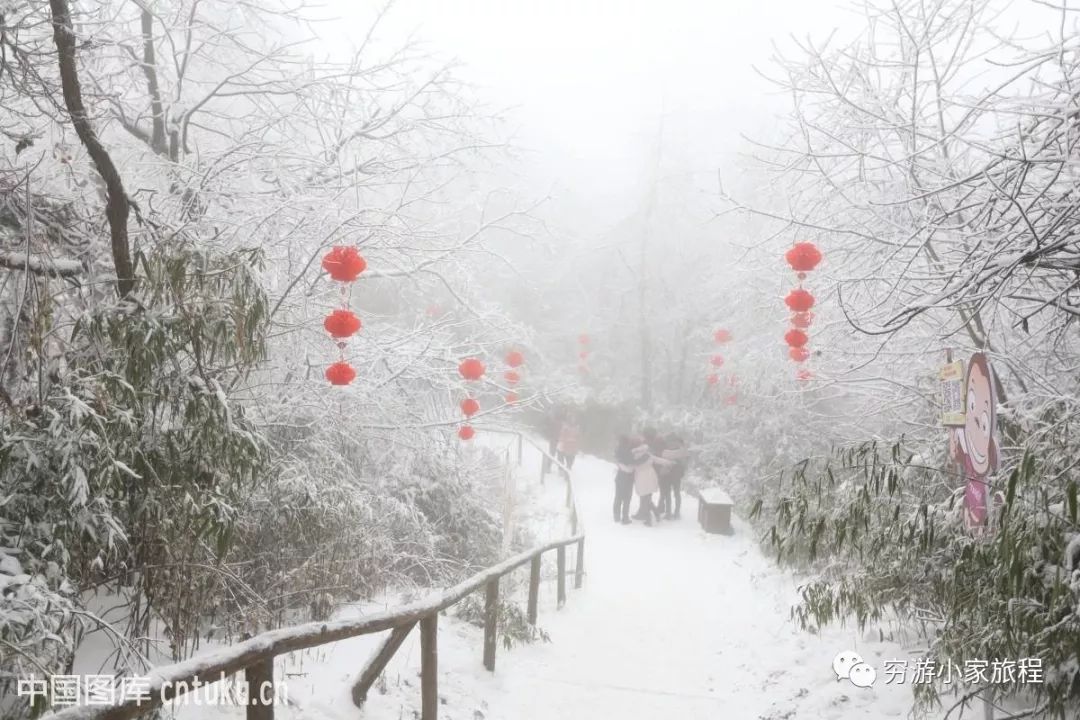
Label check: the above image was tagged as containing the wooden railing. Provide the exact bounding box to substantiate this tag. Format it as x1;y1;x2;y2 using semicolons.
49;433;584;720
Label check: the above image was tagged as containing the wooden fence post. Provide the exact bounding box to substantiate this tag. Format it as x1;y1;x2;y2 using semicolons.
245;658;275;720
351;622;416;707
421;613;438;720
527;555;541;625
556;546;566;608
574;538;585;589
483;579;499;671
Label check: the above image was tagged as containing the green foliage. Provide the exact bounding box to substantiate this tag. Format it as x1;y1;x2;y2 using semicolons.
454;591;551;649
751;437;1080;717
219;424;505;634
1;240;271;696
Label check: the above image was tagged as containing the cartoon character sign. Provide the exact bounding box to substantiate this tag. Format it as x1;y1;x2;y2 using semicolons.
948;352;1000;528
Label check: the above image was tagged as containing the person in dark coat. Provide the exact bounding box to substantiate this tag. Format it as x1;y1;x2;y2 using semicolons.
613;434;639;524
662;433;690;519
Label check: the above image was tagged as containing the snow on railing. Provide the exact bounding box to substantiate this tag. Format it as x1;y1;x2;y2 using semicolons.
47;430;585;720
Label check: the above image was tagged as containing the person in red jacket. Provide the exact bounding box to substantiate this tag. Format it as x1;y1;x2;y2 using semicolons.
556;414;581;477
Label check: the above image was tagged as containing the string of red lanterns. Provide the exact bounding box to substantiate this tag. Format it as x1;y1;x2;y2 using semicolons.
504;349;524;405
321;246;367;385
457;357;486;440
706;328;738;404
577;334;590;375
782;241;822;377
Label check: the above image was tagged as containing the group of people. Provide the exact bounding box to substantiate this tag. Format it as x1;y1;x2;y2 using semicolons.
613;428;688;526
542;405;689;527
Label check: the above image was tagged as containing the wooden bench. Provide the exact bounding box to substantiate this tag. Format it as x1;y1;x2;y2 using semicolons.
697;488;734;534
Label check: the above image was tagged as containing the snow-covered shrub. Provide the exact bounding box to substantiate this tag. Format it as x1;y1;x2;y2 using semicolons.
0;536;81;718
749;435;1080;717
454;592;551;649
0;238;271;712
200;414;505;637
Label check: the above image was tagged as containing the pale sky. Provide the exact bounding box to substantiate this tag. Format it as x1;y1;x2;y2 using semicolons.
325;0;1064;234
322;1;855;228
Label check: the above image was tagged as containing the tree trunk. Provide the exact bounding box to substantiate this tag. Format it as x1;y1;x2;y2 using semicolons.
49;0;135;298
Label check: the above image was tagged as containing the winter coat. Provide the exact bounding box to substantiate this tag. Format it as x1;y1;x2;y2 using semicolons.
543;409;563;442
662;447;690;481
614;443;637;481
557;423;580;456
632;445;674;496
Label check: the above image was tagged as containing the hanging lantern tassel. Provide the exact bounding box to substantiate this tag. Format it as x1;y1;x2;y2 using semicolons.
791;312;814;330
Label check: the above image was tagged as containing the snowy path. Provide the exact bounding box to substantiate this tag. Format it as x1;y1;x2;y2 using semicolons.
164;445;914;720
471;451;912;720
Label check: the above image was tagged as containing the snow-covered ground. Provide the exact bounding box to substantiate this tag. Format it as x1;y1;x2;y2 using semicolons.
146;439;916;719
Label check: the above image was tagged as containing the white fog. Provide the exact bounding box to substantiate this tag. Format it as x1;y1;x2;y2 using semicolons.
2;1;1079;719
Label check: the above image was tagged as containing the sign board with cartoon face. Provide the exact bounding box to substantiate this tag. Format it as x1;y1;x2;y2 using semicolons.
947;352;1000;529
939;360;966;426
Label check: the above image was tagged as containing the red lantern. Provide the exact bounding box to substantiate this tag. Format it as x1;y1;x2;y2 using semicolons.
725;394;738;405
710;354;725;367
325;361;356;386
784;288;815;312
505;392;519;404
506;350;524;368
458;425;475;441
784;329;808;348
797;369;813;382
458;358;485;381
323;309;362;339
789;346;810;362
579;350;589;360
460;398;480;417
426;305;442;318
321;246;367;282
578;333;590;345
785;242;822;276
713;329;732;343
791;311;813;329
707;373;719;386
504;370;520;385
